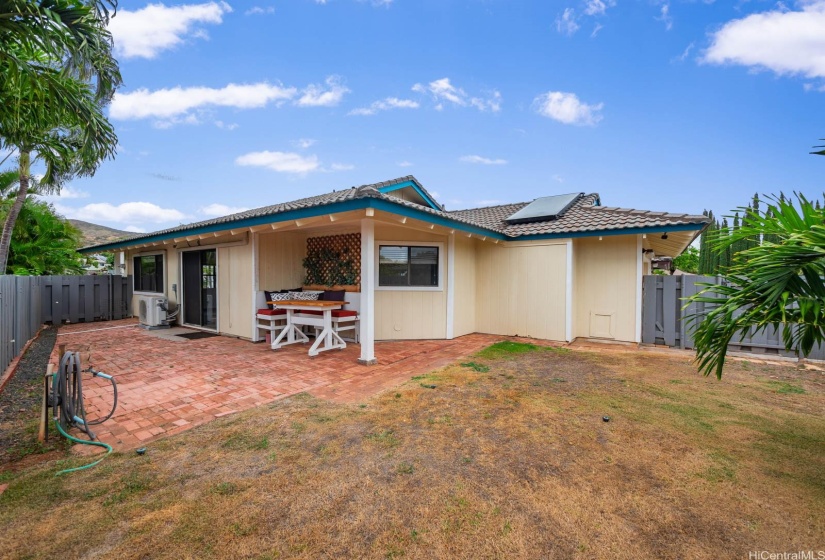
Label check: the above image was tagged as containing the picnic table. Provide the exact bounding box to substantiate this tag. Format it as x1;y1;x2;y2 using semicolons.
266;300;347;356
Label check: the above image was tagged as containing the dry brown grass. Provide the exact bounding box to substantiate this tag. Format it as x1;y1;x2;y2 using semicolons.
1;343;823;559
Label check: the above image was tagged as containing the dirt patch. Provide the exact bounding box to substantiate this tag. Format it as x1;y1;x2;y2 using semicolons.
0;327;69;466
0;344;822;559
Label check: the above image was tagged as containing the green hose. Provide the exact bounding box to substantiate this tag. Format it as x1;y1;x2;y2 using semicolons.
53;420;113;476
52;351;118;476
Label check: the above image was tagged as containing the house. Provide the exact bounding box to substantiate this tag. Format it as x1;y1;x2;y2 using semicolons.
79;176;708;363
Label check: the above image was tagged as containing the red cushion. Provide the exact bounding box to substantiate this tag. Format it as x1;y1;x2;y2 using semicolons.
331;310;358;318
257;308;286;316
293;309;357;318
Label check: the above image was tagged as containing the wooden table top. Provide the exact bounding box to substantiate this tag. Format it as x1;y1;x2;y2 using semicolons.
266;300;348;308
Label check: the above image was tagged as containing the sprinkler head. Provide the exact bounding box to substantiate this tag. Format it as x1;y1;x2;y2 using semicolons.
602;416;610;423
136;447;147;455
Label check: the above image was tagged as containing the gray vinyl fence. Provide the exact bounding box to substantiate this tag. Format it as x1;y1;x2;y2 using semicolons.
0;275;132;374
0;275;44;376
642;274;825;360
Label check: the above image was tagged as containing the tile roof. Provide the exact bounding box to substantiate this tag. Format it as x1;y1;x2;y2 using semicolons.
448;193;709;237
80;177;709;251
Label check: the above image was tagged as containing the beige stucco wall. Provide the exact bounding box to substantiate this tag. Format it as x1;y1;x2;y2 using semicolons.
217;243;253;339
573;234;639;342
474;241;568;341
374;223;447;340
452;235;476;337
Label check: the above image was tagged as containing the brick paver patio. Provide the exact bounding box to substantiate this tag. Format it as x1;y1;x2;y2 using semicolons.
51;319;503;450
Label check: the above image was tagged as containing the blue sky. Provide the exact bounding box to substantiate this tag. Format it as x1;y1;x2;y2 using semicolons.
42;0;825;233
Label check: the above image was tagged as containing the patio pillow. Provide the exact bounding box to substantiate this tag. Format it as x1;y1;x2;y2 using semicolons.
265;291;291;308
289;291;319;301
322;290;346;302
279;287;302;293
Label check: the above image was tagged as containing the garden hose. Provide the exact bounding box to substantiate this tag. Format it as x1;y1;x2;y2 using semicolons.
51;351;118;475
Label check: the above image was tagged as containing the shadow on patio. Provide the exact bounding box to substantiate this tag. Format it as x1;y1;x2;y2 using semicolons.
51;319;501;450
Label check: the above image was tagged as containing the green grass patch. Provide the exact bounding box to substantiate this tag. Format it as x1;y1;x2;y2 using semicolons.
766;381;806;395
222;433;270;451
396;462;414;475
103;471;152;506
213;482;239;496
365;430;400;448
658;403;716;432
475;341;543;360
460;361;490;373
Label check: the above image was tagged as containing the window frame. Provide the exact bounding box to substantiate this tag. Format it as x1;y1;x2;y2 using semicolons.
375;241;444;292
132;252;165;295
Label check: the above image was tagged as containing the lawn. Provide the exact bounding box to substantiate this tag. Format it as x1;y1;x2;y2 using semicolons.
0;342;823;559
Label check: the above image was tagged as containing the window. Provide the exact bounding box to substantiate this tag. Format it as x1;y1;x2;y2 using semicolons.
134;254;164;293
378;245;439;288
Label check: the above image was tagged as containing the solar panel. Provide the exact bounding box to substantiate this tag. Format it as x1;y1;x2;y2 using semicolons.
505;193;583;224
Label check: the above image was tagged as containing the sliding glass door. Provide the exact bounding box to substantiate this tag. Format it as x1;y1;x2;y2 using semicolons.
182;249;217;330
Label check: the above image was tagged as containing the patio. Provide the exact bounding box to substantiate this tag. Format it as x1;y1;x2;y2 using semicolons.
51;319;502;450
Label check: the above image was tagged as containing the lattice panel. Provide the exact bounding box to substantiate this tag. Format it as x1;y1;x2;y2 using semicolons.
305;233;361;287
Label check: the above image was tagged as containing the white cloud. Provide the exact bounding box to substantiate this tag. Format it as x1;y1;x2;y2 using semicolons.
200;203;250;216
235;151;321;174
38;186;90;202
552;174;564;183
110;82;297;121
476;199;504;206
245;6;274;15
349;97;419;116
214;120;239;130
124;225;147;233
460;155;508;165
533;91;604;126
672;42;694;63
591;23;604;37
657;3;673;31
56;202;187;224
412;78;501;112
555;8;580;35
470;91;502;112
297;76;350;107
108;2;231;59
584;0;615;16
703;1;825;79
329;163;355;171
293;138;316;149
397;161;413;167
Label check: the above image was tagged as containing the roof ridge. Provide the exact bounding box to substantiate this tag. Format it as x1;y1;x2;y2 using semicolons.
449;201;528;213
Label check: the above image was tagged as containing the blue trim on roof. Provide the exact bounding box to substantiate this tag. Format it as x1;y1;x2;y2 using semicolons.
514;222;706;241
377;180;442;211
369;199;505;238
81;196;707;253
79;199;374;252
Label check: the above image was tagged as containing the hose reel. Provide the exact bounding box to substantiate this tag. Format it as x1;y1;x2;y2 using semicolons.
48;350;118;475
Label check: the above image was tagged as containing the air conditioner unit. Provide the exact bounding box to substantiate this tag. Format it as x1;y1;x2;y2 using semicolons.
137;295;168;328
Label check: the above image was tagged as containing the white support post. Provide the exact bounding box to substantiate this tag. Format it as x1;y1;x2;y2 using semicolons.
358;218;377;364
635;234;643;343
565;238;573;342
251;232;260;342
446;232;455;339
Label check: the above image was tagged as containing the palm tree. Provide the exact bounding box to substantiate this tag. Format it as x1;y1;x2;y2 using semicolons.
0;168;85;274
0;0;120;273
689;194;825;378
